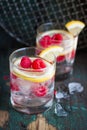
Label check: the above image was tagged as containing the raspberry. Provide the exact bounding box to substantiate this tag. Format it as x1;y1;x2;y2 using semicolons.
20;56;32;68
32;58;46;69
51;33;63;44
67;49;76;60
71;49;76;59
3;75;9;80
56;55;65;62
10;73;17;79
34;86;47;97
54;90;57;96
39;35;52;48
10;83;19;91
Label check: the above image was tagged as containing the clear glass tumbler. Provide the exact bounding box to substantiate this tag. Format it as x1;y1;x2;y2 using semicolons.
36;22;78;80
9;47;56;114
36;22;78;116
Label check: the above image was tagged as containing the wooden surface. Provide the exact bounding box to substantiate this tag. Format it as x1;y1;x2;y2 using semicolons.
0;27;87;130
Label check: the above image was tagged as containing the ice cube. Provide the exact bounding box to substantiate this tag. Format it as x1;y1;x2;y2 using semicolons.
56;92;64;99
16;78;32;95
68;82;84;94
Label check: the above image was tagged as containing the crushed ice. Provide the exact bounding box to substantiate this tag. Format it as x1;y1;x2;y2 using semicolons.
55;103;68;116
68;82;84;94
55;92;64;99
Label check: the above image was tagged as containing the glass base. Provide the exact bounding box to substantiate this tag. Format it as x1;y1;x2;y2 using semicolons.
11;97;53;114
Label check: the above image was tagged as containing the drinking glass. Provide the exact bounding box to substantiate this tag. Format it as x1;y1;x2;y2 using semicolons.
36;22;79;116
9;47;56;114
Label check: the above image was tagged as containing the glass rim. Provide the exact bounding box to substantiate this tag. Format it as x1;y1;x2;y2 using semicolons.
37;22;78;42
9;47;34;62
37;22;58;29
9;46;56;72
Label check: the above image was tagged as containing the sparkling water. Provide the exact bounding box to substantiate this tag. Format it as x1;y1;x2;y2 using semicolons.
10;56;55;114
36;30;78;81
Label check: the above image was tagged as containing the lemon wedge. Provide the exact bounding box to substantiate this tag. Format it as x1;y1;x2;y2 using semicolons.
39;46;63;62
65;20;85;36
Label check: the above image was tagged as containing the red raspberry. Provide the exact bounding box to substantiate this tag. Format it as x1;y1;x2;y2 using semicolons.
71;49;76;59
32;58;46;69
34;86;47;97
10;83;19;91
56;55;65;63
10;73;17;79
67;49;76;60
51;33;63;44
20;56;32;68
39;35;52;48
3;75;9;80
54;90;57;96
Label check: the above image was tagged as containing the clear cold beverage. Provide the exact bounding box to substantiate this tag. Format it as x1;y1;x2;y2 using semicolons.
36;30;78;81
10;56;55;114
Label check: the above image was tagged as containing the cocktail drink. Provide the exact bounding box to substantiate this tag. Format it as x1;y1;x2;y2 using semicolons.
36;21;85;116
9;47;56;114
36;23;78;81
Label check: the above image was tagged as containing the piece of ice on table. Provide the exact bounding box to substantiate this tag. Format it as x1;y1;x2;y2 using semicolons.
68;82;84;94
55;92;64;99
55;103;68;117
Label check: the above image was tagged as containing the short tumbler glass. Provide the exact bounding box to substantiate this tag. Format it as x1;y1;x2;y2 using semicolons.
36;22;78;116
9;47;56;114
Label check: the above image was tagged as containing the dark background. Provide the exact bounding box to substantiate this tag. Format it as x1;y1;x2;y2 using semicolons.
0;0;87;49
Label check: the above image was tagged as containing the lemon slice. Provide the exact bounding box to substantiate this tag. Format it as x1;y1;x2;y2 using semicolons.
65;20;85;36
13;70;55;83
39;46;63;62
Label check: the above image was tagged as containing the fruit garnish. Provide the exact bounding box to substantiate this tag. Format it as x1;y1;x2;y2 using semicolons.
32;58;46;69
54;90;57;96
51;33;63;44
39;35;52;48
56;55;65;63
20;56;32;68
13;57;55;83
39;46;63;62
68;49;76;59
70;49;76;59
10;73;17;79
10;83;19;91
65;20;85;36
34;86;47;97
